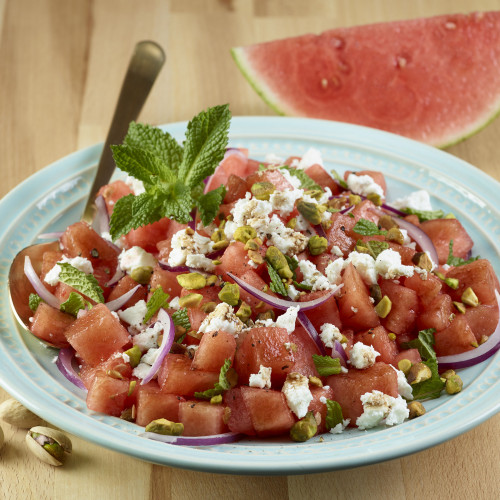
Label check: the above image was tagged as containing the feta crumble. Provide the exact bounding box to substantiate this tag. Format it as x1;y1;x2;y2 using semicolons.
346;173;385;199
391;366;414;400
330;419;351;434
291;147;324;169
269;188;304;217
345;251;378;285
198;302;245;336
249;365;272;389
375;249;414;280
125;175;146;195
348;342;380;369
356;391;409;429
325;258;344;285
119;246;157;275
331;245;344;257
319;323;344;348
44;255;94;286
117;300;148;330
185;253;215;272
298;260;333;291
167;229;214;267
133;322;163;351
391;190;432;211
275;306;299;334
282;373;313;419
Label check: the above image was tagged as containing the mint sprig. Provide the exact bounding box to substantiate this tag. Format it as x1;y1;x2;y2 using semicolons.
171;308;191;330
353;219;387;236
29;293;44;312
325;400;344;431
267;263;288;297
109;105;231;240
144;286;170;324
401;328;436;361
194;359;232;399
312;354;342;376
402;207;444;222
60;292;87;317
58;263;104;303
279;166;321;191
446;240;480;267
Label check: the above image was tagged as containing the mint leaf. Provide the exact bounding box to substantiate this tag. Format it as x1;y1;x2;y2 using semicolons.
29;293;44;312
446;240;480;267
194;358;232;399
359;240;389;259
267;262;288;297
280;166;321;191
178;104;230;189
293;280;313;291
144;286;170;324
325;400;344;430
411;358;445;400
58;263;104;303
401;328;436;361
330;169;348;189
196;185;226;226
353;219;387;236
124;122;183;173
109;194;136;240
60;292;86;317
312;354;342;376
402;207;444;222
171;308;191;330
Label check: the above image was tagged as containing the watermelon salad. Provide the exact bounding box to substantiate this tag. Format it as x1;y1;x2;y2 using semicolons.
24;107;500;445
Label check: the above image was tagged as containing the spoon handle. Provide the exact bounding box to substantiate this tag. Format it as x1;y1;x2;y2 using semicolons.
81;40;165;224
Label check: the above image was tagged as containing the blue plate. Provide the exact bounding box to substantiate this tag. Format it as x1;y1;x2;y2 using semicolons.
1;117;499;475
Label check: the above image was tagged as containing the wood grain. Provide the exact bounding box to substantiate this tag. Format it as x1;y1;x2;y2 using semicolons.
1;1;500;499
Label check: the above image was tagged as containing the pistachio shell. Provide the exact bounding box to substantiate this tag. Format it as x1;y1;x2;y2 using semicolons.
0;424;4;450
29;426;72;453
0;399;45;428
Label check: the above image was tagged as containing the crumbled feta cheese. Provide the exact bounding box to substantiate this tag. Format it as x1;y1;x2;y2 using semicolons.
265;153;285;165
425;251;438;271
117;300;148;330
375;249;414;279
269;188;304;217
133;322;163;351
346;173;385;199
260;215;308;256
232;193;273;227
325;258;344;285
391;190;432;211
223;220;238;241
349;342;380;369
249;365;272;389
391;366;414;400
132;362;151;380
141;347;159;365
168;296;181;310
414;267;428;280
44;255;94;286
298;260;333;291
356;391;409;429
275;306;299;334
329;419;351;434
280;168;302;189
331;245;343;257
122;352;131;363
399;229;412;246
319;396;327;404
293;147;324;169
287;283;300;300
345;251;377;285
198;302;245;336
186;253;215;272
125;175;146;195
119;246;157;275
320;323;343;348
294;214;315;234
282;373;313;418
111;311;120;320
168;229;214;267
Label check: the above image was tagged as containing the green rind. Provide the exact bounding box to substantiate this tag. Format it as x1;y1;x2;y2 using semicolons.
230;45;500;150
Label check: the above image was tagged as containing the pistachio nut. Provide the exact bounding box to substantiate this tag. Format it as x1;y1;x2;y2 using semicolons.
0;399;45;428
236;302;252;323
374;295;392;318
453;301;467;314
408;401;426;419
286;217;297;229
251;181;275;200
0;424;4;451
123;345;142;368
385;227;405;245
369;284;383;305
378;214;398;230
445;374;463;395
145;418;184;436
265;246;293;279
201;301;217;314
308;235;328;256
130;266;154;284
397;359;412;376
366;192;382;206
176;272;207;290
412;252;434;272
233;225;257;244
218;283;240;306
297;200;323;225
212;239;230;251
290;411;318;442
461;287;479;307
348;194;362;206
257;310;275;322
407;362;432;385
178;293;203;308
308;376;323;388
26;426;72;466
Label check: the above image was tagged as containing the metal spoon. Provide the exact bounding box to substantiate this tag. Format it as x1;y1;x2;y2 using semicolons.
8;40;165;331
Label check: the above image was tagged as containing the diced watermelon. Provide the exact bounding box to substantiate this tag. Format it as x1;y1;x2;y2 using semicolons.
64;304;130;366
304;164;341;195
121;217;171;253
158;354;219;396
416;293;453;332
354;325;399;365
107;275;147;308
300;290;342;331
387;242;416;266
288;325;321;377
393;349;422;367
79;353;133;390
217;241;266;278
464;302;499;341
96;180;132;214
245;169;293;192
192;331;237;372
234;327;293;386
338;264;379;330
29;303;74;348
40;250;63;293
86;372;131;417
181;284;221;331
349;199;380;226
379;280;419;334
420;219;473;265
240;386;295;437
224;387;256;436
434;315;477;356
178;401;228;436
223;174;249;203
326;213;356;255
325;362;398;424
149;265;184;298
404;273;442;305
309;385;335;434
135;383;183;427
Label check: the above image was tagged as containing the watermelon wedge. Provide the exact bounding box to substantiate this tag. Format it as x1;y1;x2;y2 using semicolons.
232;11;500;147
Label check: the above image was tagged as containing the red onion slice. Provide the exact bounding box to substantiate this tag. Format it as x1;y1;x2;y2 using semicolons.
106;265;125;287
380;203;406;217
340;205;354;215
37;231;64;240
227;272;341;312
393;217;439;265
24;256;61;309
158;262;197;273
142;431;241;446
333;340;348;365
437;291;500;370
297;311;326;355
93;195;110;235
313;224;327;239
56;347;87;391
140;309;175;385
105;284;142;311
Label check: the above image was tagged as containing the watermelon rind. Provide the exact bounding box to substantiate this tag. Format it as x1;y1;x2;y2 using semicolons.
231;13;500;149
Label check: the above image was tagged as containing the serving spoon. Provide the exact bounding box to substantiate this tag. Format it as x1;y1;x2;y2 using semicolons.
8;40;165;331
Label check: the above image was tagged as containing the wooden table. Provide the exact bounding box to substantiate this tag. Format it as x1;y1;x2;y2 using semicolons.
1;1;499;498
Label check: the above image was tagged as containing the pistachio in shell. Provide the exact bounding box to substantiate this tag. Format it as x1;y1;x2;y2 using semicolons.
0;398;45;428
26;426;72;466
0;424;4;451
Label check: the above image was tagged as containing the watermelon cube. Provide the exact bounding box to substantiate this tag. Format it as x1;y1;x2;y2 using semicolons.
223;387;256;436
86;372;130;417
301;290;342;332
178;401;228;436
288;326;321;377
434;315;476;356
354;325;399;365
304;164;341;195
107;275;147;308
464;302;499;341
326;213;356;255
192;330;237;372
380;280;419;334
30;303;74;348
135;382;183;427
416;293;453;332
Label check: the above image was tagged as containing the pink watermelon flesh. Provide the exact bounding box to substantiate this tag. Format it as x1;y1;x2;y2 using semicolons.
232;12;500;147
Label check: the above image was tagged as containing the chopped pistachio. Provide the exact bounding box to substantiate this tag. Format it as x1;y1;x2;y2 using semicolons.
251;181;275;200
185;227;195;236
123;345;142;368
385;227;405;245
453;301;466;314
248;249;264;265
444;213;456;219
212;259;222;266
206;275;218;287
378;214;398;230
286;217;297;229
304;188;324;200
445;374;463;394
244;239;259;251
178;293;203;308
308;376;323;388
218;283;240;306
130;266;154;284
120;407;135;422
407;362;432;385
366;192;382;206
480;335;489;345
290;412;318;442
266;246;293;279
107;369;124;380
210;395;223;405
212;239;230;251
348;194;362;206
374;295;392;318
412;252;433;272
440;369;456;380
145;418;184;436
408;401;426;419
176;273;207;290
211;228;225;242
236;302;252;323
201;301;217;314
308;235;328;256
461;287;479;307
397;358;412;375
355;242;370;254
297;200;323;225
187;330;203;340
234;225;257;244
435;271;459;290
388;332;396;341
128;381;137;397
257;310;275;322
